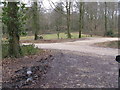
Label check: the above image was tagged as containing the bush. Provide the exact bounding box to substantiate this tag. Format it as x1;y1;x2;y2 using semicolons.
105;30;114;37
21;44;39;56
2;44;40;58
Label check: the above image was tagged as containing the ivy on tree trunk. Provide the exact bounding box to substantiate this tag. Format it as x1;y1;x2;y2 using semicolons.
7;2;21;57
2;2;26;58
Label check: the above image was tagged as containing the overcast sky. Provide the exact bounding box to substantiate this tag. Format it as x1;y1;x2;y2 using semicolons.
21;0;119;9
0;0;119;8
1;0;119;3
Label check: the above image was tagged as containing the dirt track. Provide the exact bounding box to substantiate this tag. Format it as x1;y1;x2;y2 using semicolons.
22;37;119;88
24;37;118;56
39;50;118;88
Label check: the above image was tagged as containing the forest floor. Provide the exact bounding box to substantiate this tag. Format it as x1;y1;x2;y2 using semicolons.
2;50;118;88
2;37;119;88
2;50;55;88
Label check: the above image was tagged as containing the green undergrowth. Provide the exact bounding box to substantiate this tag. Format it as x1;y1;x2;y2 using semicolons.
2;43;41;58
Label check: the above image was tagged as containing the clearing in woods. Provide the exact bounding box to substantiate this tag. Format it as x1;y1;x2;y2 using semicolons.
2;37;118;88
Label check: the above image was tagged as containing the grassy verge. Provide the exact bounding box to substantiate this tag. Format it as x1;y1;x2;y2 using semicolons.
2;32;95;41
94;41;119;49
2;44;41;58
20;32;91;40
43;32;88;39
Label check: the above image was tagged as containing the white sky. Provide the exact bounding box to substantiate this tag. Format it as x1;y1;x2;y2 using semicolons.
21;0;119;9
0;0;59;9
43;0;59;9
0;0;119;3
0;0;119;9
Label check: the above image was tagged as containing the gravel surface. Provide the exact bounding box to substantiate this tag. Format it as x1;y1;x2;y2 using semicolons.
39;50;118;88
23;37;119;88
2;50;118;88
23;37;118;56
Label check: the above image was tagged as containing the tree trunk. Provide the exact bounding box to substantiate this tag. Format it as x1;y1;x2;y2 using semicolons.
110;10;114;31
57;32;60;39
32;2;40;40
56;26;60;39
104;2;107;36
34;32;39;40
79;2;84;38
7;2;21;57
66;1;71;38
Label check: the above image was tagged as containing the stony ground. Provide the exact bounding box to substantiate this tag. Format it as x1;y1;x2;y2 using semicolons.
2;50;118;88
38;50;118;88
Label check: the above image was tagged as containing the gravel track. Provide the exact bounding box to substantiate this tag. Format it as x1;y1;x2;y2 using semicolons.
24;37;118;56
23;37;119;88
39;50;118;88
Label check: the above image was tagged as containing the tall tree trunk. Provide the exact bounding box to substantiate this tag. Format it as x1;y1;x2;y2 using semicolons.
0;7;2;59
79;2;84;38
104;2;107;36
7;2;21;57
34;32;39;40
110;10;114;31
32;2;40;40
66;1;71;38
56;26;60;39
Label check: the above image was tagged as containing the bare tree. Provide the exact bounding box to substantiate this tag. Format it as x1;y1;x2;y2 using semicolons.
31;1;40;40
104;2;107;36
52;2;64;39
78;2;84;38
65;0;72;38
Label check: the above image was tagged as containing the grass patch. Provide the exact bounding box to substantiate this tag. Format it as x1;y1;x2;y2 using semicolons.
20;36;34;40
21;44;40;56
20;32;90;40
2;32;91;41
2;44;41;58
42;32;90;39
95;41;119;49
